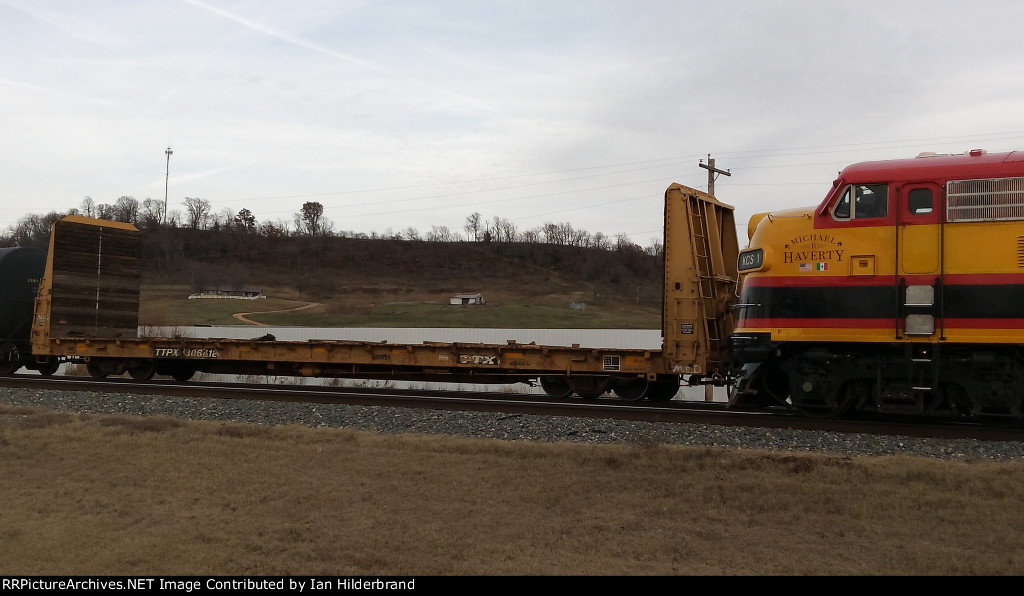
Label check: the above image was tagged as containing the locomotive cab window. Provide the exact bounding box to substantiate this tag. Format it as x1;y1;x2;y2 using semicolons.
908;188;933;214
832;183;888;220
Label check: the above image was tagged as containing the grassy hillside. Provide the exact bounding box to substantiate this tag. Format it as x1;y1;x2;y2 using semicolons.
139;232;664;329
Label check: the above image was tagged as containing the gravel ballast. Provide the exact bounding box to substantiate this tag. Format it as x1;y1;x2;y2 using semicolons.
3;387;1024;461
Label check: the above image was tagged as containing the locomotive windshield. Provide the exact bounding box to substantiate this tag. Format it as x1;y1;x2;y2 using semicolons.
832;183;888;220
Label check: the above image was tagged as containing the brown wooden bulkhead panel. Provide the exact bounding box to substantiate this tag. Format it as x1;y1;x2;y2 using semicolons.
47;218;140;338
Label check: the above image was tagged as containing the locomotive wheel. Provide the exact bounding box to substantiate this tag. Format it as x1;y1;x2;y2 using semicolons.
791;383;855;418
760;362;792;406
539;376;572;398
612;379;648;402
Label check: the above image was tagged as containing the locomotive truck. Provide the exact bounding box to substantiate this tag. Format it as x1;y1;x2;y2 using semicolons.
5;148;1024;424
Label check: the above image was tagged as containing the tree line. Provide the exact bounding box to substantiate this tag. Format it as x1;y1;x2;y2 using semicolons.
0;196;664;257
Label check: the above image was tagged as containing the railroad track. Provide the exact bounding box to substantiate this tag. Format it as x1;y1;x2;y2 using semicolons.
1;374;1022;443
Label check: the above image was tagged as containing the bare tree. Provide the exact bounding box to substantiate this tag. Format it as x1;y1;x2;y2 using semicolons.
426;225;459;242
184;197;212;229
259;220;289;239
80;196;95;218
233;208;258;234
464;212;482;241
542;222;567;245
140;198;164;229
112;196;140;224
520;227;541;243
8;212;64;248
166;209;183;228
95;202;116;220
491;216;517;243
567;226;591;248
295;201;332;237
210;208;235;231
614;233;636;251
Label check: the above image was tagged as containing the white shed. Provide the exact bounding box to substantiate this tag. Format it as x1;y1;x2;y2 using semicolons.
449;293;485;305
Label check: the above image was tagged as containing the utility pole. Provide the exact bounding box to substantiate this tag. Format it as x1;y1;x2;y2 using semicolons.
698;154;730;403
164;146;173;225
699;154;730;196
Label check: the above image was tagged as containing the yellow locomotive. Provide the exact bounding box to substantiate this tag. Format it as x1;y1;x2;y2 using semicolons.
731;149;1024;421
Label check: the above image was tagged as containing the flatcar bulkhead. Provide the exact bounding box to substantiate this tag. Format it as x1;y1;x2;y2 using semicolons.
732;149;1024;421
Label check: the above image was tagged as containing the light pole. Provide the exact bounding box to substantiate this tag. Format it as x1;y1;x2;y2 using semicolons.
164;146;173;224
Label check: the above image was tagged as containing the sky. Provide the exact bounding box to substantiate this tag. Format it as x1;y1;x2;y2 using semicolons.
4;0;1024;247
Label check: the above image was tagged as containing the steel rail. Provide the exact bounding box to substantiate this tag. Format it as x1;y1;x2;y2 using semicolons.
1;375;1022;442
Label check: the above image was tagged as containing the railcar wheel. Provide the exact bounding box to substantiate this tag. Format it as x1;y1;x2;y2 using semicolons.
568;377;613;400
86;361;107;379
170;367;195;382
539;376;572;398
0;343;20;375
36;358;60;376
612;379;648;402
128;361;156;381
645;379;680;402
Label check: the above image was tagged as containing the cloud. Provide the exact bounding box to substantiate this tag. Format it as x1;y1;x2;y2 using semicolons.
3;0;1024;243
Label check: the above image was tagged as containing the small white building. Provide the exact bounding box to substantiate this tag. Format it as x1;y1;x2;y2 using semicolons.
188;289;266;300
449;293;485;305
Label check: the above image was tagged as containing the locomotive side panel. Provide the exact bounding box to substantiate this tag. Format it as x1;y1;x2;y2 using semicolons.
935;178;1024;343
735;204;898;344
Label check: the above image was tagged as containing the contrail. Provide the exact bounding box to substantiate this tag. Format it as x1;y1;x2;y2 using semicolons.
0;77;120;107
179;0;502;116
181;0;383;72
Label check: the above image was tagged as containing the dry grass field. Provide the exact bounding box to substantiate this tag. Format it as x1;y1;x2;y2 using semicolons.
9;236;1022;575
2;403;1024;576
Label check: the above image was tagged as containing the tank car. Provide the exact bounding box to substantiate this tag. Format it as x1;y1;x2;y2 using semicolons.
730;149;1024;422
0;246;57;375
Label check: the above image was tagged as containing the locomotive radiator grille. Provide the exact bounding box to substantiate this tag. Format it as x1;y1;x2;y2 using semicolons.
947;176;1024;222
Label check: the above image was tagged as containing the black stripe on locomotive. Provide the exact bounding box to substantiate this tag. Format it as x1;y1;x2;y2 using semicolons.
737;282;1024;321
